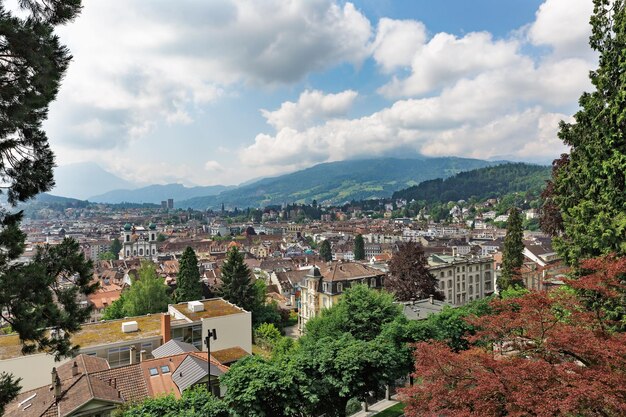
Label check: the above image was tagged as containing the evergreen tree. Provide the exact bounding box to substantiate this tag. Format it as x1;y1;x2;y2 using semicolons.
386;242;444;302
353;234;365;261
319;239;332;262
174;247;203;303
541;0;626;266
110;238;122;259
499;208;525;291
219;247;256;311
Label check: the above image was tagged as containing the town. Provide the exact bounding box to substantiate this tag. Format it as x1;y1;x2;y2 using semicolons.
1;0;625;416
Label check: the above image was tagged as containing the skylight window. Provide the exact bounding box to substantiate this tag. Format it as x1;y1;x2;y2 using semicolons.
149;368;158;376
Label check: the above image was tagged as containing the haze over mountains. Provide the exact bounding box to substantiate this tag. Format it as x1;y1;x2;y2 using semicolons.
90;184;235;205
50;157;545;210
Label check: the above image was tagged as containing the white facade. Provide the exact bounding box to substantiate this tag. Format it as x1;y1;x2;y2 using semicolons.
429;255;494;306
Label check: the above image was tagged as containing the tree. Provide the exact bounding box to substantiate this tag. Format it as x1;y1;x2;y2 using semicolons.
0;0;87;407
219;247;256;311
298;334;407;417
499;207;524;291
304;284;402;342
254;322;281;350
115;385;228;417
123;262;171;316
98;251;116;261
174;247;203;303
109;238;122;259
385;242;443;302
401;255;626;417
221;355;311;417
541;0;626;267
319;239;332;262
353;234;365;260
102;292;126;320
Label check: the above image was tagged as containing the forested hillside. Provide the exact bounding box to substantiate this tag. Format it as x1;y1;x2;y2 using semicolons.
392;163;550;203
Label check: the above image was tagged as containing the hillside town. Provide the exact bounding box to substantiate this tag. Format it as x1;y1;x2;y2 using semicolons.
2;0;626;416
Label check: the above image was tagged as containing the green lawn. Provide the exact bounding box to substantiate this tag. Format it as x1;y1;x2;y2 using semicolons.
375;402;405;417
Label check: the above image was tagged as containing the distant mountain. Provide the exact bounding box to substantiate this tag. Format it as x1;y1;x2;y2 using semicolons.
89;183;235;204
391;163;551;203
53;163;136;200
177;157;500;210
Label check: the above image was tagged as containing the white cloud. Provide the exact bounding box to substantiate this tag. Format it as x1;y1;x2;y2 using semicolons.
261;89;358;130
242;0;595;173
47;0;372;150
378;31;524;98
528;0;594;57
204;160;224;172
372;18;427;72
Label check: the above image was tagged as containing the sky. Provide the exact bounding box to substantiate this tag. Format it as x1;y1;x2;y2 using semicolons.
42;0;596;189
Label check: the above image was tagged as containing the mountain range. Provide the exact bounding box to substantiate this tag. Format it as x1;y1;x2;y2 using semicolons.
176;157;501;210
50;157;543;210
89;183;235;204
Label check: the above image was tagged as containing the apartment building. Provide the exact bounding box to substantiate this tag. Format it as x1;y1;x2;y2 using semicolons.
428;254;494;306
299;262;385;332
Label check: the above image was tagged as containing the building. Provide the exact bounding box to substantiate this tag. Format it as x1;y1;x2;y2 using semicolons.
4;345;239;417
428;254;494;306
80;240;112;261
121;223;158;260
298;262;385;331
167;198;174;209
0;298;251;392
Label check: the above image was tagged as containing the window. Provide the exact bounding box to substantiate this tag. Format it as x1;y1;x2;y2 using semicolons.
152;248;156;255
149;368;158;376
448;280;452;288
462;266;465;272
139;248;143;256
323;283;328;293
485;263;491;270
370;278;376;287
108;347;131;367
440;272;444;277
160;365;170;374
448;270;452;277
337;283;343;293
440;281;445;289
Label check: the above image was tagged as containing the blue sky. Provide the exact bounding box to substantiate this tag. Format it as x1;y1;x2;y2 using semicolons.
43;0;595;196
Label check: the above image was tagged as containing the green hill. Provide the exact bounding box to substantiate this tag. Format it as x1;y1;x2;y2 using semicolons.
391;163;551;203
178;157;499;209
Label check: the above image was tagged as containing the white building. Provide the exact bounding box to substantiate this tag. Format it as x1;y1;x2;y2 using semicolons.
428;254;495;306
121;223;158;259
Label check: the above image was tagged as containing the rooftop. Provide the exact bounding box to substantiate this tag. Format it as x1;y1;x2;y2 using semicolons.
0;314;162;360
170;298;246;322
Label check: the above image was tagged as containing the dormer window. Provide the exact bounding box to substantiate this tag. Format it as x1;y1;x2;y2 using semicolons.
337;283;343;293
370;278;376;287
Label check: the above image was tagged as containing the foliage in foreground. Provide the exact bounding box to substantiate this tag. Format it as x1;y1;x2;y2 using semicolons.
541;0;626;267
115;386;228;417
222;285;410;417
402;255;626;417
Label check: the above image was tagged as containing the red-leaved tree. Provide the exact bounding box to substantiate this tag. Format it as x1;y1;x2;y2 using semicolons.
401;255;626;417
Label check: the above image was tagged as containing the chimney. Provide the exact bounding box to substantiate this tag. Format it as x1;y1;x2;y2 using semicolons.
51;367;58;385
71;361;79;377
140;350;147;362
130;346;137;365
51;368;61;400
161;313;171;344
